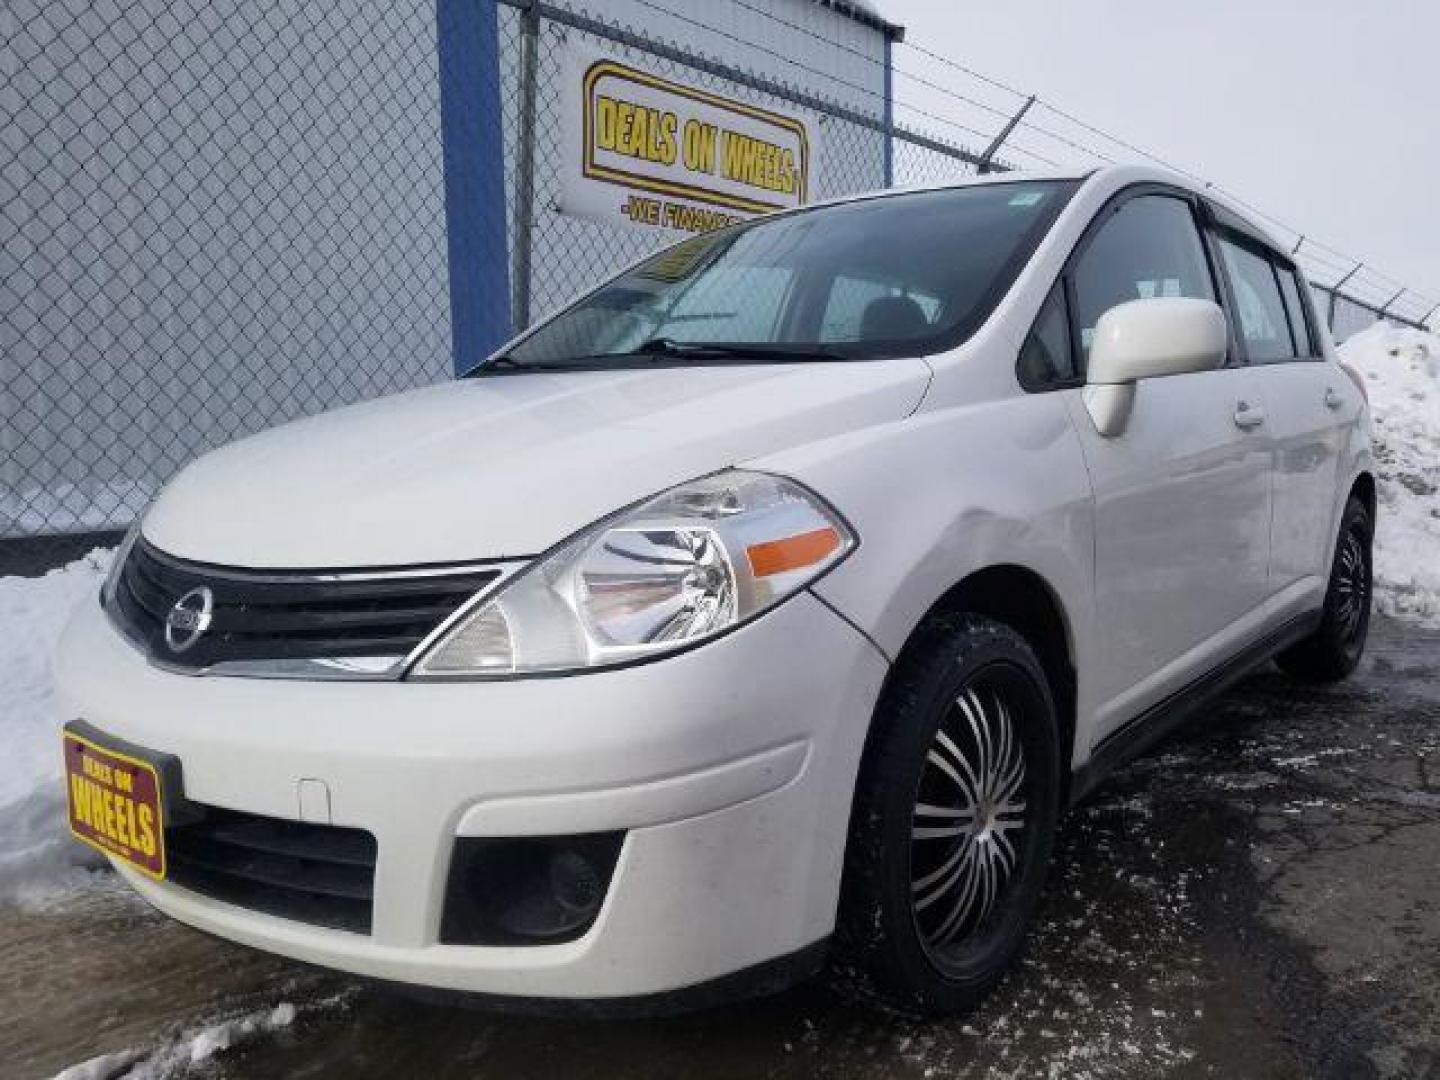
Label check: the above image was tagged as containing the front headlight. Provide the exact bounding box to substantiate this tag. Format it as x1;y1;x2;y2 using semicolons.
409;470;855;679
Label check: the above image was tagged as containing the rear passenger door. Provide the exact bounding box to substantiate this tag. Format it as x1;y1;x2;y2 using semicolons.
1210;226;1347;590
1035;189;1274;739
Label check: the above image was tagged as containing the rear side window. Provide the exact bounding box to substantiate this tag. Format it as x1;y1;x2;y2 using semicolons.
1218;239;1294;363
1070;195;1216;371
1276;267;1317;357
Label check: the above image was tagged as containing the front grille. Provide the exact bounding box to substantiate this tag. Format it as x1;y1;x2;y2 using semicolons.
166;805;378;934
110;539;499;672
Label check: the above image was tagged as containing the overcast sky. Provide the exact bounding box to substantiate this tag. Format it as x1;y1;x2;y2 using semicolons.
882;0;1440;314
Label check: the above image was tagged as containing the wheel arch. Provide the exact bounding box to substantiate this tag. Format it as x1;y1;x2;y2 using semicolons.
833;563;1079;1001
887;564;1079;791
1349;470;1376;521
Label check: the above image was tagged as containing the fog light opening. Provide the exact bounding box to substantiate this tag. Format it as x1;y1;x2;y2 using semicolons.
440;833;625;947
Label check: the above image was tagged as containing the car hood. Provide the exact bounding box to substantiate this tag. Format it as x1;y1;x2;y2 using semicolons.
143;360;932;567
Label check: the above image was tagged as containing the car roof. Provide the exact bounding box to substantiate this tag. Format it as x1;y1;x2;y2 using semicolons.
803;164;1289;256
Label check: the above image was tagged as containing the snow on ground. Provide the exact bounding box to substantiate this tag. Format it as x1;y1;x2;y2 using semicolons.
0;550;111;903
50;1001;303;1080
1338;324;1440;627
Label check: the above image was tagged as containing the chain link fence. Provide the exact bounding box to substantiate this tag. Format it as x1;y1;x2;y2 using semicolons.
502;1;896;328
499;0;994;328
3;0;1433;571
3;0;453;566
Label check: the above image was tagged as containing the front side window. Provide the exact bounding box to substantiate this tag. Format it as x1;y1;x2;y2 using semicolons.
1218;238;1295;363
478;181;1078;372
1070;195;1216;372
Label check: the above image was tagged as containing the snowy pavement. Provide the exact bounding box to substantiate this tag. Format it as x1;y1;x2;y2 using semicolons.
51;1003;301;1080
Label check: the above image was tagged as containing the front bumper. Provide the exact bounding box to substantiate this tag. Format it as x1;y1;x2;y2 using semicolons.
56;590;887;1000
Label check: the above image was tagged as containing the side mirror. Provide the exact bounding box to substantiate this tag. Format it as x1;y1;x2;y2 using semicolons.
1083;297;1228;436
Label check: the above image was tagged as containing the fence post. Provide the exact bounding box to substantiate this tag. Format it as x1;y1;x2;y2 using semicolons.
1378;288;1405;322
513;0;541;332
436;0;512;372
1329;262;1363;328
1332;262;1364;292
976;96;1034;175
882;37;894;187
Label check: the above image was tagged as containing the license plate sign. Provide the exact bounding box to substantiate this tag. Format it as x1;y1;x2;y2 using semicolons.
64;730;166;879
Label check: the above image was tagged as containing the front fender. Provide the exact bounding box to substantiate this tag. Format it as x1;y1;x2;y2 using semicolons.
749;392;1096;680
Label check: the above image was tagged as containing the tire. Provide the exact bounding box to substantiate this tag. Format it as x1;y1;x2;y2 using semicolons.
835;613;1061;1015
1276;496;1373;683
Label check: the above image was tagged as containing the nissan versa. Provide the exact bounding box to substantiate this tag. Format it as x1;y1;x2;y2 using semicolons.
57;164;1374;1015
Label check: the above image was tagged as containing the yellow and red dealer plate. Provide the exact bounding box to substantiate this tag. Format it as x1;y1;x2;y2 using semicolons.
63;729;166;880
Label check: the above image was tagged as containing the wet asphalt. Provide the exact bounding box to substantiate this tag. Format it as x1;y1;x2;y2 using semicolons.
4;616;1439;1079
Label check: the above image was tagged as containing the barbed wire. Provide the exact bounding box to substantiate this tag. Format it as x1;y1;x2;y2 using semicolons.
604;0;1436;318
891;36;1435;318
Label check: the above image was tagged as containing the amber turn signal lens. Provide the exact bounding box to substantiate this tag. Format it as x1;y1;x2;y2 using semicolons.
746;526;842;578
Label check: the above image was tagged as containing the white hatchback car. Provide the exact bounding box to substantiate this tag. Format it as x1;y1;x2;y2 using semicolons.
58;164;1374;1015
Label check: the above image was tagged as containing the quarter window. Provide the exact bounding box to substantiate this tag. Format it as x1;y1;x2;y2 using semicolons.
1218;238;1295;363
1070;195;1216;372
1018;283;1074;386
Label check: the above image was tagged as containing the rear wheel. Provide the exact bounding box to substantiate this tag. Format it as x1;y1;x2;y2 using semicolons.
1276;496;1373;682
836;614;1060;1015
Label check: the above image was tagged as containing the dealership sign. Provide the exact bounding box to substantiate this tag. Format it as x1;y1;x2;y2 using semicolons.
560;46;816;234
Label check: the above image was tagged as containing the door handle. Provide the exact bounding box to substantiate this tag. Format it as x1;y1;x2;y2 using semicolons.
1233;401;1265;429
1325;387;1344;410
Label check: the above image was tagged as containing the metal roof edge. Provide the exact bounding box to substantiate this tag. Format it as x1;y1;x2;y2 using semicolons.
810;0;905;41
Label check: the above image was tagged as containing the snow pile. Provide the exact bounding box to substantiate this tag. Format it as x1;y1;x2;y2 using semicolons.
0;550;111;903
50;1002;300;1080
1339;324;1440;627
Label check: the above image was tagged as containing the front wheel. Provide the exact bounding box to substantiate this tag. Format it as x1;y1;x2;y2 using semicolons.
835;613;1061;1015
1276;495;1373;682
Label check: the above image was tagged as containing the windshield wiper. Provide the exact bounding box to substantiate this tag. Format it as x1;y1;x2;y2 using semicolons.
467;354;596;376
466;354;535;375
467;341;854;377
627;338;854;363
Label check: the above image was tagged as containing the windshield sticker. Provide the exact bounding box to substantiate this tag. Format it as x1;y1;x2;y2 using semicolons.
1009;190;1046;207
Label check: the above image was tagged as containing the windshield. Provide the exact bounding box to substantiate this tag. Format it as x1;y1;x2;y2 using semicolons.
475;179;1078;373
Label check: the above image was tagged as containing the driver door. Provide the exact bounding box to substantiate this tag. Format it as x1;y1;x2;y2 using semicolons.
1059;191;1273;741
